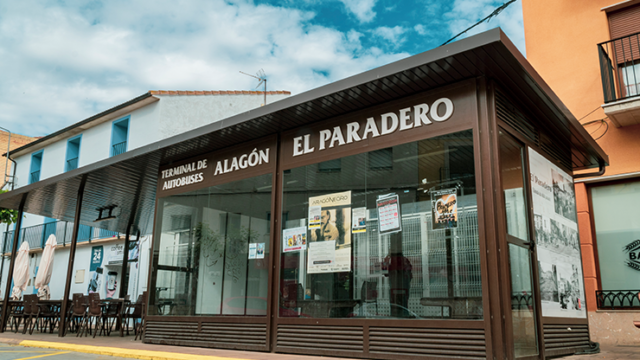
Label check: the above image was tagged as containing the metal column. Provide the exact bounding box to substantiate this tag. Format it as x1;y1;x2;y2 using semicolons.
118;226;131;299
0;193;26;332
58;175;87;337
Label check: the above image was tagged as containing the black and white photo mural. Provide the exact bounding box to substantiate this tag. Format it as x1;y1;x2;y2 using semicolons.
529;148;586;318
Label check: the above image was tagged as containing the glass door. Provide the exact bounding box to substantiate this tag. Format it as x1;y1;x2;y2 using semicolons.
499;130;539;359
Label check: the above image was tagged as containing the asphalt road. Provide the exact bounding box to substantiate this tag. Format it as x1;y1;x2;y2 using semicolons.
0;344;126;360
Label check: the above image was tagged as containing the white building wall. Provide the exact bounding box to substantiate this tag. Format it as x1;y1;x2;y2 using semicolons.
0;236;152;301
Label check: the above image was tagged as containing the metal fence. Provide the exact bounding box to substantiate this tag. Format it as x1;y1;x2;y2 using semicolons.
29;171;40;184
1;220;120;253
112;141;127;156
598;32;640;103
596;290;640;310
66;157;79;171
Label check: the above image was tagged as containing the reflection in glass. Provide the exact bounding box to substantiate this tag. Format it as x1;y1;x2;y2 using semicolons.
150;173;272;316
509;244;538;357
279;130;482;320
499;130;529;241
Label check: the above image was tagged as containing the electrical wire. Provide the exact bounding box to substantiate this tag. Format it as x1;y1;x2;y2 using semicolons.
578;106;602;123
441;0;517;47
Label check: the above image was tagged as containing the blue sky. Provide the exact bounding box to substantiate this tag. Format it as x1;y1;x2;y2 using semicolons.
0;0;524;137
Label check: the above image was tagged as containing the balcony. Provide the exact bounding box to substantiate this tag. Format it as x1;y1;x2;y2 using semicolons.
29;170;40;184
112;141;127;157
66;157;78;171
1;221;120;253
598;32;640;127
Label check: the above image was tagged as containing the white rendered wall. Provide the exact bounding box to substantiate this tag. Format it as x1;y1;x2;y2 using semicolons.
0;236;151;301
155;93;289;139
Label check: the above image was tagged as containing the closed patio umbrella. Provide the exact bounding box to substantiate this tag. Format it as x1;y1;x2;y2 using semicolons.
11;241;30;300
35;235;56;300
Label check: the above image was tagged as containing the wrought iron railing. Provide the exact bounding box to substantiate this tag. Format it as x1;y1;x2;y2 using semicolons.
66;157;79;171
29;170;40;184
1;220;120;253
596;290;640;310
112;141;127;156
598;32;640;103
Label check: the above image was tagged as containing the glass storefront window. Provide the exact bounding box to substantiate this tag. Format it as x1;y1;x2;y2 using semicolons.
150;173;272;316
592;181;640;290
279;130;482;320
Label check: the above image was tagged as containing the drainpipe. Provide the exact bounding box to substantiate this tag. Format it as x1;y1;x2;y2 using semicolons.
0;126;12;190
0;126;18;191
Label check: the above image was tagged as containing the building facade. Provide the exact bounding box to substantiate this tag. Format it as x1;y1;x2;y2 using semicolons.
0;130;38;190
0;29;609;360
0;91;290;301
524;0;640;346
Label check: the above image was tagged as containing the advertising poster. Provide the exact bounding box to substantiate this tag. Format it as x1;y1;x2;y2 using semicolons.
308;206;322;229
308;191;351;273
431;188;458;229
256;243;265;259
283;226;307;253
308;240;337;273
352;207;367;233
248;243;257;259
376;194;401;234
87;245;103;294
529;148;586;318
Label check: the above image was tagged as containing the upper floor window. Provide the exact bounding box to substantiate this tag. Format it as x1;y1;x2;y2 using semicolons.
111;116;129;157
29;150;43;184
65;135;82;172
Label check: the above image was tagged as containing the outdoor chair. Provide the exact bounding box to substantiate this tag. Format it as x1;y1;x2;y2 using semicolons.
23;294;41;335
65;294;88;337
124;292;147;337
8;301;24;333
86;293;103;338
134;291;147;341
37;303;58;334
102;299;122;336
15;296;31;334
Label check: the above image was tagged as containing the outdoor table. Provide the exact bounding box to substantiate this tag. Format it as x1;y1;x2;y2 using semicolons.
100;299;130;337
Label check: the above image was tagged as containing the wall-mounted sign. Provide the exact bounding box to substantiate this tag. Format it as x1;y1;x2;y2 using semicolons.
157;136;277;197
213;148;270;176
160;158;209;191
292;98;454;157
624;240;640;271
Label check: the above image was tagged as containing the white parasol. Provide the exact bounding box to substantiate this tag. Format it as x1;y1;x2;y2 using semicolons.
35;235;56;300
11;241;30;300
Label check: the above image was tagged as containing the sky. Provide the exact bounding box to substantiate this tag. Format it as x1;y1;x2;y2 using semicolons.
0;0;524;137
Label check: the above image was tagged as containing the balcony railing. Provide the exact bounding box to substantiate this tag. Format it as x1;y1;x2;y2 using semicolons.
1;221;120;253
598;32;640;103
596;290;640;310
29;170;40;184
66;157;78;171
112;141;127;156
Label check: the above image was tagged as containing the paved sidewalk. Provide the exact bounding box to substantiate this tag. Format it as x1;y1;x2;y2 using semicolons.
0;331;639;360
0;331;352;360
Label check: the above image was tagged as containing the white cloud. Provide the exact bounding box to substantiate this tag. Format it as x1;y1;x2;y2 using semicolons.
0;0;408;136
372;26;408;46
414;24;427;36
443;0;525;55
339;0;377;23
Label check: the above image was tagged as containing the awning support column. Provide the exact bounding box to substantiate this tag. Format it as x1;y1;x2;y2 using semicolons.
58;175;87;337
118;225;131;299
0;193;27;333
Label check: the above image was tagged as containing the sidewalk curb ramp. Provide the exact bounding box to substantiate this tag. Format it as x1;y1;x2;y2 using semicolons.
4;339;251;360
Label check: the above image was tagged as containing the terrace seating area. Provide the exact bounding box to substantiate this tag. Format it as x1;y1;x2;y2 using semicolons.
1;292;147;340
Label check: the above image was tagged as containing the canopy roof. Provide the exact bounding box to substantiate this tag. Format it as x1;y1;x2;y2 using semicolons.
0;29;608;235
